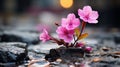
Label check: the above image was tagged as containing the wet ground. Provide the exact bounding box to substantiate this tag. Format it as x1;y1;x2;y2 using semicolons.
0;28;120;67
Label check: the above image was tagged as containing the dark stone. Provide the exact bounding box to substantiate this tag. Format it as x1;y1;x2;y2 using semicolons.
114;35;120;44
90;63;119;67
45;49;60;62
0;42;29;66
0;31;39;44
45;47;84;62
0;63;16;67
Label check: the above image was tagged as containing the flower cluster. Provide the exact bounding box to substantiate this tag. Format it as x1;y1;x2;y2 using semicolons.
39;6;99;52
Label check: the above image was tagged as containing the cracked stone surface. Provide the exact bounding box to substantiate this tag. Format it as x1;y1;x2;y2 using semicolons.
0;30;120;67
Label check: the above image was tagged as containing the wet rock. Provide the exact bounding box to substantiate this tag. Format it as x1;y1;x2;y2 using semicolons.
114;34;120;44
45;47;84;62
101;47;110;52
28;51;45;60
45;49;60;62
0;31;39;44
90;63;120;67
0;42;29;66
90;55;120;67
0;62;16;67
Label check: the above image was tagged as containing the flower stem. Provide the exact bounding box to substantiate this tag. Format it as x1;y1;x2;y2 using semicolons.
73;35;76;42
73;21;86;46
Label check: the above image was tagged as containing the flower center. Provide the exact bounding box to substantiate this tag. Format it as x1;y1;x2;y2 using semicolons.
63;30;69;35
84;15;89;20
69;22;72;26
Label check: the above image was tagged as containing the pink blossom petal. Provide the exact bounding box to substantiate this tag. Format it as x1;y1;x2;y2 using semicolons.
64;35;73;42
39;29;51;42
68;30;74;35
83;6;92;11
78;6;99;23
85;46;92;52
66;21;74;30
83;6;92;15
76;42;84;47
66;18;80;30
67;13;75;19
72;18;80;27
44;29;48;34
61;13;80;30
78;9;84;17
61;18;67;27
56;26;64;34
89;11;99;20
80;16;88;22
56;26;74;42
88;19;98;24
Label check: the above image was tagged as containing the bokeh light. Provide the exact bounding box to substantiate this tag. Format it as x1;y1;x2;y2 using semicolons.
60;0;73;8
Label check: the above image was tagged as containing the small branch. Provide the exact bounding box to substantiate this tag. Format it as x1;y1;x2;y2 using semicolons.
73;21;86;46
73;34;76;42
55;22;60;26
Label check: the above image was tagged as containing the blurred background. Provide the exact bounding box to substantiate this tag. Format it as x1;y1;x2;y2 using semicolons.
0;0;120;32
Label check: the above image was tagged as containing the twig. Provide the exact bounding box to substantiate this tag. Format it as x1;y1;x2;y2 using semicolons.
73;21;86;46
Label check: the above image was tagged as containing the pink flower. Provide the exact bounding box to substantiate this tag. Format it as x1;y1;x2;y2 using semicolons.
56;26;74;42
39;29;51;42
78;6;99;23
61;13;80;30
85;46;92;53
75;42;84;47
